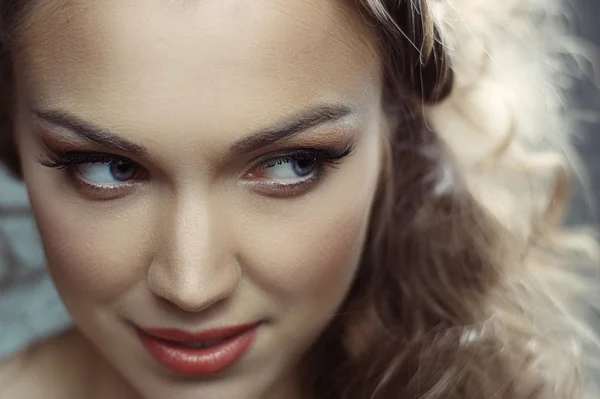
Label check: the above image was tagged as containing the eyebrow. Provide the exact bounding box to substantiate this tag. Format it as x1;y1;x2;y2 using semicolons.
33;104;355;157
34;110;149;157
228;105;354;154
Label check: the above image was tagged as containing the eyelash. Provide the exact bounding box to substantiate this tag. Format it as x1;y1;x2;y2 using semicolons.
37;143;355;199
246;144;355;196
39;152;132;170
37;151;147;199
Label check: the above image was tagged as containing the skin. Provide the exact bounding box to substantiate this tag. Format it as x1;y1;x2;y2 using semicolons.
2;0;387;398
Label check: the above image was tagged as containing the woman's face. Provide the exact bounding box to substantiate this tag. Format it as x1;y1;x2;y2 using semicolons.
13;0;385;398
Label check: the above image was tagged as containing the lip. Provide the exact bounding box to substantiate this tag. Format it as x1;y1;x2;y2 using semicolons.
137;322;261;376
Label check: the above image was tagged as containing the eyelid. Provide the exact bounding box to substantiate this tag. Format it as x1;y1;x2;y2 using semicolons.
37;149;149;199
38;132;154;166
39;150;134;168
71;178;145;201
238;143;355;197
241;142;354;177
243;149;316;175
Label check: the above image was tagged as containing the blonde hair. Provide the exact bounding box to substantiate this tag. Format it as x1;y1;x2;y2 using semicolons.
1;0;598;398
348;0;599;397
429;0;600;394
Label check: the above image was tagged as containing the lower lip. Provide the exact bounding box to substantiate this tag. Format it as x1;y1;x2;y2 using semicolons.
137;326;259;376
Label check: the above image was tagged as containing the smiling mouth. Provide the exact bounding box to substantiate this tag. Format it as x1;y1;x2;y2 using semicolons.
135;322;262;376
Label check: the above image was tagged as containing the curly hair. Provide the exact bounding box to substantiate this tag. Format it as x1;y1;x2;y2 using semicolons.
1;0;598;398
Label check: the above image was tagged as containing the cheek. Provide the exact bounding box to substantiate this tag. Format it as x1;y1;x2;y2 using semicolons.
284;210;367;294
237;184;377;312
25;178;155;305
236;197;373;338
236;136;382;308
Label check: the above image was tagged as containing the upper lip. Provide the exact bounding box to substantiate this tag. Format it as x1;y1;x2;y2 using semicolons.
138;322;261;343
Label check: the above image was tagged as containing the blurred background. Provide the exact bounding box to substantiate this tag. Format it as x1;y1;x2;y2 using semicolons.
0;1;599;360
570;0;600;225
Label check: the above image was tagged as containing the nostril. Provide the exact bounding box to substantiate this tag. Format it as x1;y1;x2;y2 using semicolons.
153;287;231;314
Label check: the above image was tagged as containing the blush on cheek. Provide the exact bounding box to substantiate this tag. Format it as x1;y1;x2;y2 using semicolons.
28;194;152;304
243;199;372;306
302;211;368;295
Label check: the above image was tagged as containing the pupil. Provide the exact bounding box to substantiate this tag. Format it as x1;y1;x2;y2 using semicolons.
110;161;137;181
293;159;316;177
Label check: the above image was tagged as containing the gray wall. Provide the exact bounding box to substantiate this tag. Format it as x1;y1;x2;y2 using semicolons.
0;169;71;358
572;0;600;225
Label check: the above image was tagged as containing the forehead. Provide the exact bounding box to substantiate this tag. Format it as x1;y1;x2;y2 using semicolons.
14;0;382;141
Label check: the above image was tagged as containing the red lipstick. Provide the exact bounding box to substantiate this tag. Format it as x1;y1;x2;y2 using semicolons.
137;322;260;376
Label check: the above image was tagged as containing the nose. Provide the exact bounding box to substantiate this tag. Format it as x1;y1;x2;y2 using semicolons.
147;193;240;312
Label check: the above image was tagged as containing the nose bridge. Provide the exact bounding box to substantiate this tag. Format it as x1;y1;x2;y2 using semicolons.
148;191;240;312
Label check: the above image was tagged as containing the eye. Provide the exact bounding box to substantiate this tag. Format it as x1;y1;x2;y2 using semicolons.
260;156;318;181
244;145;355;197
77;159;141;185
38;151;147;199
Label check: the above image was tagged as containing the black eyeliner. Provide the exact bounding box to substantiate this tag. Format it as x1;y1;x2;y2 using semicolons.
257;141;355;170
37;150;132;169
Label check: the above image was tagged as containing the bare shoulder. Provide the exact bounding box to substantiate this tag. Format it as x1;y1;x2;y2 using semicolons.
0;329;91;399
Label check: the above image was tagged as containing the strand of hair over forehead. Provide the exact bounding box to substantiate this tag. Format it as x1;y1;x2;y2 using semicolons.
361;0;436;62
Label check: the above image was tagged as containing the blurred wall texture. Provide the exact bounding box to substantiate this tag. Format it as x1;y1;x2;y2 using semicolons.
570;0;600;225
